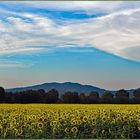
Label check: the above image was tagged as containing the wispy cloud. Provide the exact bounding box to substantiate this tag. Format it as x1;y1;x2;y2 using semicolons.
0;59;34;68
0;1;140;62
2;1;139;13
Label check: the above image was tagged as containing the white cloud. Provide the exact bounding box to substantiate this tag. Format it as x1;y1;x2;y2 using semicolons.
0;2;140;62
7;1;140;14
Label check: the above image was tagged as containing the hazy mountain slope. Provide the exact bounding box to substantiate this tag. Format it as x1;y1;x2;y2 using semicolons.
7;82;106;95
6;82;139;97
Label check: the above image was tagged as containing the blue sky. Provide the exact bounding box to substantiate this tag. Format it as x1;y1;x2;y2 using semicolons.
0;1;140;90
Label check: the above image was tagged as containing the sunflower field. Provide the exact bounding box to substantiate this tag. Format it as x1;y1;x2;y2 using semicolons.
0;104;140;139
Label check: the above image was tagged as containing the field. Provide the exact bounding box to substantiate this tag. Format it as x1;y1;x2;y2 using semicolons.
0;104;140;139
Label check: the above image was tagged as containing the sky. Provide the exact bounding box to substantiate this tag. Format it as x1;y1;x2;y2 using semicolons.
0;1;140;90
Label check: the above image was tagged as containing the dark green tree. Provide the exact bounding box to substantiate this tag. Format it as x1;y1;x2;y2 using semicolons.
20;90;41;103
133;89;140;103
79;93;89;104
102;91;114;103
115;89;129;104
45;89;59;103
62;92;79;103
88;91;99;103
0;87;5;103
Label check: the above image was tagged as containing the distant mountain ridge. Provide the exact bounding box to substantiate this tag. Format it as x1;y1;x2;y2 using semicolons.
6;82;106;95
6;82;139;96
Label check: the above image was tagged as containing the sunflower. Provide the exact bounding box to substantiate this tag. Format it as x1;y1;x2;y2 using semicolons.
92;129;96;135
83;116;88;122
17;128;23;136
71;126;78;133
64;127;70;133
37;122;44;128
71;120;77;126
43;118;48;123
77;120;82;125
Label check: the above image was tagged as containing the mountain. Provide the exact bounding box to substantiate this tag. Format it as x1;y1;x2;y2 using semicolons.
6;82;106;95
6;82;139;96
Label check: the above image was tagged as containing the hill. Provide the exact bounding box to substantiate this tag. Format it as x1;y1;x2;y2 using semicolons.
6;82;139;97
7;82;106;95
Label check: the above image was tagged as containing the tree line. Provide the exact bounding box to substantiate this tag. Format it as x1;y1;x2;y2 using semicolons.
0;87;140;104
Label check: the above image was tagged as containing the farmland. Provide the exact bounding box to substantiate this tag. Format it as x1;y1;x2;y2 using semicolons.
0;104;140;139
